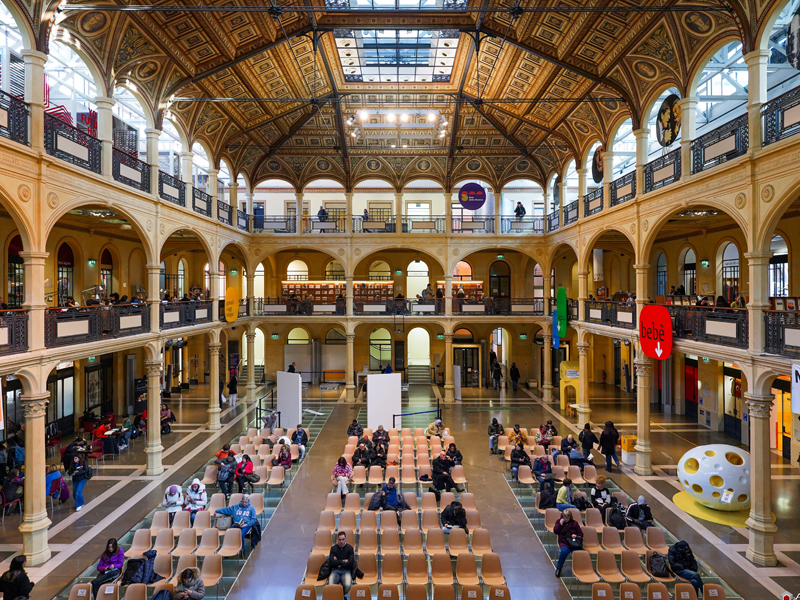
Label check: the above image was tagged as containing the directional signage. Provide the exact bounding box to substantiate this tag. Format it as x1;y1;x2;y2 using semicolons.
639;304;673;360
556;287;568;339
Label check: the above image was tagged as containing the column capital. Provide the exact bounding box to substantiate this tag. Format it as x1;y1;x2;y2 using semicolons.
179;150;194;158
444;334;453;343
246;332;256;342
20;393;49;418
634;357;652;376
20;49;47;65
443;192;453;199
744;393;773;417
633;128;649;138
743;251;772;262
94;96;116;108
633;263;650;272
543;334;552;343
577;270;589;278
346;334;355;343
444;275;453;281
209;343;221;355
145;361;161;377
577;344;589;356
144;127;161;137
677;96;698;109
206;167;219;176
19;251;48;263
744;48;771;65
576;168;587;176
600;150;614;159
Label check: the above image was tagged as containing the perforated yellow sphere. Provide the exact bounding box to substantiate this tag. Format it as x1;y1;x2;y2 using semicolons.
676;444;750;512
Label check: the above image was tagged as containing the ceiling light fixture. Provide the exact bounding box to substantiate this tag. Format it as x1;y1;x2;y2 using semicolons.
387;113;396;122
358;110;368;120
427;113;436;122
400;113;409;123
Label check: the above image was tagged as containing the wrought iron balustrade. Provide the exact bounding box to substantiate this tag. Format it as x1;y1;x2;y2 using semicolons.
44;113;102;173
217;201;232;226
564;200;579;225
159;171;186;206
584;300;636;329
0;91;29;145
402;215;446;233
583;188;603;217
450;215;495;234
192;188;212;217
764;310;800;357
762;85;800;146
0;309;28;355
691;115;749;174
112;148;150;192
237;209;249;232
500;216;545;234
643;149;681;193
547;210;560;232
609;171;635;206
666;304;748;348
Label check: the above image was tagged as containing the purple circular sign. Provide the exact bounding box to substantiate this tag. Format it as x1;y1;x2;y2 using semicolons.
458;182;486;210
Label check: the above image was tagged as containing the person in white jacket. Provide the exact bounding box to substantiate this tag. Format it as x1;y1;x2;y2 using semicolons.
162;484;184;525
184;478;207;525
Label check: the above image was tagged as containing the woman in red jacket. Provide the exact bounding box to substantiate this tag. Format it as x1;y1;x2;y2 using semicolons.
234;454;254;493
553;509;583;577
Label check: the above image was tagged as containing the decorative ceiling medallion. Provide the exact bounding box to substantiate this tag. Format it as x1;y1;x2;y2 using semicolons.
634;61;657;80
316;159;331;171
467;160;480;171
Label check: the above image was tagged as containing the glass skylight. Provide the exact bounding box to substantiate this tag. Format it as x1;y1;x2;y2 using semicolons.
326;0;467;10
335;29;460;83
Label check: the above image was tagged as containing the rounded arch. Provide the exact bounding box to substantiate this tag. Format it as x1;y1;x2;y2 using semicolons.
325;326;347;344
252;175;297;191
113;82;156;130
351;174;398;192
353;246;446;276
159;224;214;265
48;35;109;98
449;177;494;194
260;245;348;275
163;115;191;150
286;258;309;281
687;35;744;97
0;0;34;50
580;226;639;271
452;327;474;342
0;182;35;252
450;245;538;275
303;176;349;193
544;240;580;273
217;240;252;272
407;326;431;365
580;138;604;171
641;85;685;127
757;0;798;49
606;114;633;149
758;180;800;253
287;326;311;344
404;177;445;190
452;260;473;280
324;259;346;280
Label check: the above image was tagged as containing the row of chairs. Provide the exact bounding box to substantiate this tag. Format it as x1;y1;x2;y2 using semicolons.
571;549;684;585
324;492;477;515
496;433;563;454
587;580;727;600
317;508;483;535
348;435;456;451
343;448;440;469
199;464;288;490
511;455;598;485
303;552;506;588
296;583;511;600
127;527;244;559
541;508;670;553
311;527;493;558
229;442;302;461
335;464;468;489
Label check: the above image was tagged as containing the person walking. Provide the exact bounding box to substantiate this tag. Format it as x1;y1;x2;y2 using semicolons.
215;451;236;497
579;423;598;459
227;374;238;408
598;421;620;472
509;362;521;391
492;362;502;390
68;455;91;511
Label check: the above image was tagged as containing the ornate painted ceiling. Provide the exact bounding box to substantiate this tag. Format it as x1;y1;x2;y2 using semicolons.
19;0;776;189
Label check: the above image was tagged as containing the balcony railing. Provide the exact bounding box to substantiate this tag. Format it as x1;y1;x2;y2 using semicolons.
0;309;28;356
402;215;446;233
160;300;212;329
643;149;681;193
609;172;635;207
353;215;395;233
547;210;560;232
218;201;232;226
305;215;346;233
259;297;347;316
583;188;603;217
564;200;579;225
666;304;748;348
219;298;250;321
254;215;295;233
0;91;29;146
764;310;800;357
762;86;800;147
500;216;545;234
455;297;545;316
112;148;150;192
45;304;149;348
548;298;578;321
584;300;636;329
159;171;186;206
44;113;102;174
692;115;749;174
192;188;212;217
237;209;249;232
451;216;495;234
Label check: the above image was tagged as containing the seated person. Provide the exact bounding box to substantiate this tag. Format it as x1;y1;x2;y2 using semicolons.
561;434;579;455
372;444;387;468
215;494;257;546
441;500;469;534
590;476;612;513
215;443;231;461
568;446;593;468
445;443;462;465
508;424;528;447
184;479;207;524
510;443;531;480
555;478;576;511
534;424;553;449
291;425;308;460
2;469;24;510
347;419;363;439
45;465;63;498
262;411;279;431
487;418;505;454
426;419;447;439
379;477;409;524
545;420;559;437
532;455;553;491
352;443;373;469
328;532;355;596
432;450;463;493
372;425;389;447
668;540;704;594
626;495;655;530
357;435;374;450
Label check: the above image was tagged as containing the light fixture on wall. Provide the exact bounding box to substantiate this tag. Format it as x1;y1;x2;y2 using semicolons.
395;269;402;275
496;254;504;259
271;334;279;339
520;333;527;339
437;334;444;339
230;269;237;275
701;260;709;267
88;259;96;266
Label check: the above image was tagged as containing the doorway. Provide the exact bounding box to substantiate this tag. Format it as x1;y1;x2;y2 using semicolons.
406;260;430;299
369;328;392;371
489;261;511;298
685;356;698;419
454;345;480;387
407;328;431;366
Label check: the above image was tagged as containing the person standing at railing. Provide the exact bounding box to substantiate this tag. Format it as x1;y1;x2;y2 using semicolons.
514;201;526;220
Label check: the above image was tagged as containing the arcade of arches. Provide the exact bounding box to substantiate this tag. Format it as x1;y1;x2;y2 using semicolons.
2;0;800;597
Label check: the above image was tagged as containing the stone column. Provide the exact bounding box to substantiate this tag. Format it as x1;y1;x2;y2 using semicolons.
229;178;238;208
345;276;354;316
21;50;46;152
745;49;770;151
246;332;257;403
394;191;403;231
181;344;189;385
557;180;568;210
678;97;697;178
542;334;553;402
744;394;778;565
491;187;500;234
578;270;589;321
634;263;649;317
208;344;222;429
634;128;649;197
577;343;591;424
444;334;454;402
542;271;552;321
345;192;354;234
601;150;613;211
746;252;770;355
345;334;356;402
145;128;161;196
634;356;653;476
145;359;164;475
443;192;453;233
147;264;161;334
19;392;51;565
94;96;115;179
576;168;587;208
246;272;255;317
180;151;193;184
19;252;47;351
207;168;219;221
445;275;453;316
209;267;220;322
295;192;304;234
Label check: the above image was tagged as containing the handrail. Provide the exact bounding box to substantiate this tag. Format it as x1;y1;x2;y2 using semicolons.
0;90;29;146
112;148;150;192
159;171;186;206
762;85;800;146
582;188;603;217
500;215;545;234
44;112;102;173
691;114;749;174
609;171;635;207
643;148;680;193
237;209;249;232
192;188;212;217
218;201;232;226
547;209;560;232
563;199;579;225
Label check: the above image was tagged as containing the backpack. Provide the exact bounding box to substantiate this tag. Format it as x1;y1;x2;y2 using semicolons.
574;496;591;511
85;466;93;480
649;551;670;578
608;506;626;530
217;462;231;481
161;423;171;435
121;558;145;586
539;488;557;510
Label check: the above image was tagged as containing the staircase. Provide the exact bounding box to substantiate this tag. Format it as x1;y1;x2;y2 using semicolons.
407;364;432;385
239;364;265;383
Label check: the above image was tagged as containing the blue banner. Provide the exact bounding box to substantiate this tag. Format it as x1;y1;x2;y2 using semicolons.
552;308;560;350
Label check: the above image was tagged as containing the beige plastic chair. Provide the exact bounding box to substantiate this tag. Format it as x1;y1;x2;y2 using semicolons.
581;525;602;554
357;553;378;585
647;582;670;600
439;492;454;507
460;585;482;600
377;584;400;600
400;510;419;534
601;526;624;554
450;465;466;487
556;455;570;468
172;555;197;580
257;445;272;460
150;583;173;598
381;553;404;586
303;554;327;586
385;466;400;483
591;582;614;600
194;527;220;556
351;466;367;486
480;553;505;587
425;528;446;555
122;584;146;600
403;492;419;513
317;510;336;532
267;466;286;488
311;529;333;555
488;586;511;599
455;553;480;586
585;508;604;533
552;466;565;483
644;550;674;582
171;511;191;536
363;493;374;511
430;553;454;585
420;492;437;512
645;528;670;554
544;508;560;532
171;528;197;556
207;494;226;513
532;445;545;457
343;493;361;513
401;465;417;485
322;584;345;600
572;550;600;584
458;493;475;511
448;528;470;557
200;466;218;486
568;465;586;485
621;549;652;583
675;583;699;600
150;511;170;536
217;528;243;559
703;584;726;600
381;528;401;554
596;549;625;583
127;528;151;557
244;444;256;456
339;511;357;532
229;494;243;507
624;527;648;555
68;584;92;600
151;555;172;584
153;529;175;554
192;511;211;534
290;444;301;462
433;585;456;600
421;509;440;534
358;528;378;554
230;444;240;455
583;465;598;484
518;465;536;487
359;509;378;533
465;510;481;531
496;436;509;452
417;464;433;483
367;465;384;485
471;528;493;557
406;554;430;586
403;528;424;555
349;584;372;599
619;582;644;600
612;492;628;505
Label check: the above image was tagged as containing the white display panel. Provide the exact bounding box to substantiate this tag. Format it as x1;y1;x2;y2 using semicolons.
277;371;303;430
367;373;402;430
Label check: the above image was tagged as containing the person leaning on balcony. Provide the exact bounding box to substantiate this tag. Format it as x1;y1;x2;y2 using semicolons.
731;294;747;309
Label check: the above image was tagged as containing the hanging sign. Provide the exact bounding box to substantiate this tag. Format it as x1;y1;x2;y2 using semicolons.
556;286;568;339
639;304;673;360
656;94;682;147
458;182;486;210
224;286;241;323
591;145;604;183
552;309;560;350
787;7;800;70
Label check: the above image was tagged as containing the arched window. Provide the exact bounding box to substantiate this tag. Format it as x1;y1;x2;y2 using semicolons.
204;261;226;299
325;260;345;280
452;261;472;281
177;259;187;298
57;243;75;306
7;235;24;308
287;327;310;344
533;264;555;299
100;249;113;295
368;260;391;281
489;261;511;298
254;264;265;297
721;243;739;302
769;235;789;297
369;328;392;370
325;327;346;345
453;328;473;342
683;249;696;295
159;261;167;295
287;259;308;281
656;253;667;296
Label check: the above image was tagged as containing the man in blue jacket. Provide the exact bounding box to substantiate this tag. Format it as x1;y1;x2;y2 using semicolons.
215;494;257;546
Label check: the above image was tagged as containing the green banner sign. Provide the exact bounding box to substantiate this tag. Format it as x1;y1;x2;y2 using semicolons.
557;286;568;338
